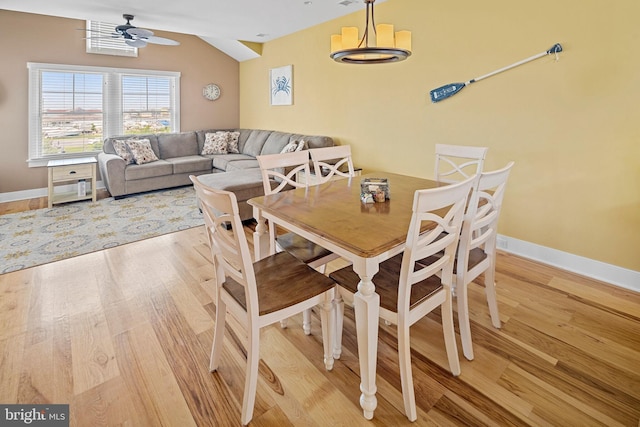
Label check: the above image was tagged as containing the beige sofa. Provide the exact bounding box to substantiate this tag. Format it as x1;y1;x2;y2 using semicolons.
98;128;334;220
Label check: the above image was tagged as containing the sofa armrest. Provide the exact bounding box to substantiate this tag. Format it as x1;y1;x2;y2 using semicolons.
98;153;126;197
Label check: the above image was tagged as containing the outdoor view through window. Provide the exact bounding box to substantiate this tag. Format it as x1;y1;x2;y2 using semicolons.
41;71;173;155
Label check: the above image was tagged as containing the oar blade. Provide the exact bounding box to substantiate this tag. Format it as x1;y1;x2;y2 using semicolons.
429;83;466;103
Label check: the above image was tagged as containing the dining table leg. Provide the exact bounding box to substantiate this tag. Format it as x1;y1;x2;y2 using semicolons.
351;258;380;420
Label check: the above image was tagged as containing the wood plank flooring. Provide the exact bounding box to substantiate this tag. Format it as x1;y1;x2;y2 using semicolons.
1;195;639;426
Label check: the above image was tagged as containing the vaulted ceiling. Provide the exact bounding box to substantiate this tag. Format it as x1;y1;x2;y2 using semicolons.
1;0;388;60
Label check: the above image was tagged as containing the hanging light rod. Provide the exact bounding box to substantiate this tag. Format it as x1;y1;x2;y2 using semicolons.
330;0;411;64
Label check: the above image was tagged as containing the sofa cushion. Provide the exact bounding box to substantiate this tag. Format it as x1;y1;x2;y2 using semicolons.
210;154;255;171
196;169;266;202
289;134;334;149
260;131;294;155
158;132;198;159
125;160;173;181
166;156;213;174
226;159;260;171
242;130;273;157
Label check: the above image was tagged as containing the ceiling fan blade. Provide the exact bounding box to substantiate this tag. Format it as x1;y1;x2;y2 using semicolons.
126;27;153;38
126;39;147;48
144;36;180;46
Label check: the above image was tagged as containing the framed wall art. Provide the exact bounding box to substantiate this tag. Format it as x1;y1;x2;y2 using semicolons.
270;65;293;106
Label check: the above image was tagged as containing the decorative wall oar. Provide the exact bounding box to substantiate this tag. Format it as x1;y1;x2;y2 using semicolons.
430;43;563;103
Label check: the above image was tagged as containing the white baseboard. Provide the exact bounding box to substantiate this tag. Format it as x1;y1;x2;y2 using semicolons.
0;181;106;203
1;185;638;292
497;235;639;293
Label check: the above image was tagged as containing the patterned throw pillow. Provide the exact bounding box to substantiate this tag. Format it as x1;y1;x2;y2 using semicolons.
227;131;240;154
125;138;159;164
294;139;306;151
112;139;134;164
280;141;298;153
202;132;228;155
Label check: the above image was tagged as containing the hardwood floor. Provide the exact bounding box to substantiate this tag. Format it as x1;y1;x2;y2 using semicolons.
1;197;639;426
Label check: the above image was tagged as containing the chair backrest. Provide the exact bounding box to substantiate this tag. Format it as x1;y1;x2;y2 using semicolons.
434;144;488;184
309;145;355;184
257;151;311;195
397;175;477;312
457;161;514;270
190;175;259;317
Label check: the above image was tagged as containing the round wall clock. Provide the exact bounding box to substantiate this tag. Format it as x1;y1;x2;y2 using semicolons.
202;83;221;101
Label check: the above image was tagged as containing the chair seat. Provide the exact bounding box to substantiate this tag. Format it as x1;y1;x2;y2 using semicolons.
277;232;334;265
330;253;443;313
223;251;336;316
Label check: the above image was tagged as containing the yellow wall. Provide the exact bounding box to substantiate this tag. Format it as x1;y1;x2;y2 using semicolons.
240;0;640;272
0;10;239;193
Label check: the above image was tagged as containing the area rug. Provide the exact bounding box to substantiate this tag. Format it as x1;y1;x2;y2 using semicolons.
0;187;203;274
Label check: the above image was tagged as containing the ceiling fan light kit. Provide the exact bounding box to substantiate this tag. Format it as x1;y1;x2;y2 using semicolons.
330;0;411;64
84;14;180;48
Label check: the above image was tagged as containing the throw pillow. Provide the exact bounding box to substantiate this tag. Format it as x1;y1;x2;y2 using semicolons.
112;139;134;164
280;141;298;153
125;138;159;165
227;131;240;154
202;132;228;155
294;139;306;151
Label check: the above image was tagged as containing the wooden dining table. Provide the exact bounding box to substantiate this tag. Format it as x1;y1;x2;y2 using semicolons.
248;171;444;420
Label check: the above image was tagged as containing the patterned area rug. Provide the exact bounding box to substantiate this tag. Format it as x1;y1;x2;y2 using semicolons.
0;187;203;274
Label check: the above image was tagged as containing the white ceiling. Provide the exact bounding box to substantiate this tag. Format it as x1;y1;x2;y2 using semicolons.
0;0;388;61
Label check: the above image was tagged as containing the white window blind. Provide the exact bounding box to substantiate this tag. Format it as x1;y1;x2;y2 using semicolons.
28;63;180;167
122;75;173;133
85;20;138;57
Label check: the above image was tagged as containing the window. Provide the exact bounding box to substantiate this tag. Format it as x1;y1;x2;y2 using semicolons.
28;63;180;166
85;20;138;57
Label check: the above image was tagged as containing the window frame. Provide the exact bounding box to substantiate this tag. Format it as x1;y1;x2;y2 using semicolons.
27;62;180;167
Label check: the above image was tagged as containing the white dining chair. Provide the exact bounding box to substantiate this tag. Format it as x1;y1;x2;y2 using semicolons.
329;175;476;422
451;161;514;360
308;145;356;184
190;175;335;426
434;144;488;183
256;151;341;334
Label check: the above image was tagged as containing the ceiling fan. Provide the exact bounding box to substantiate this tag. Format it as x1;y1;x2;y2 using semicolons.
84;14;180;47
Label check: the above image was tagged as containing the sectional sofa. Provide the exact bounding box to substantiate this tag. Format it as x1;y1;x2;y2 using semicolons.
98;128;334;220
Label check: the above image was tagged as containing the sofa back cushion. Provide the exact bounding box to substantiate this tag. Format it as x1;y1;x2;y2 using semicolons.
157;132;198;159
242;130;273;157
259;131;295;155
289;134;334;150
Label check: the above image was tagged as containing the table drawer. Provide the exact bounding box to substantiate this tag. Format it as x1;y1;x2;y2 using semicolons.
51;164;94;180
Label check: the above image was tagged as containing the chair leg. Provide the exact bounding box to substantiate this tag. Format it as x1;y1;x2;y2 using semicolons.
442;292;462;376
484;264;501;329
302;309;312;335
209;300;227;372
456;281;475;361
241;324;260;426
333;292;344;360
280;319;288;329
320;293;335;371
397;318;417;422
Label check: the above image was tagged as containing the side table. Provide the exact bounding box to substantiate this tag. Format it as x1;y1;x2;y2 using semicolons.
47;157;97;208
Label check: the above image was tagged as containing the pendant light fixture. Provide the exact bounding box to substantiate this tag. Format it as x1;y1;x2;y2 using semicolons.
330;0;411;64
